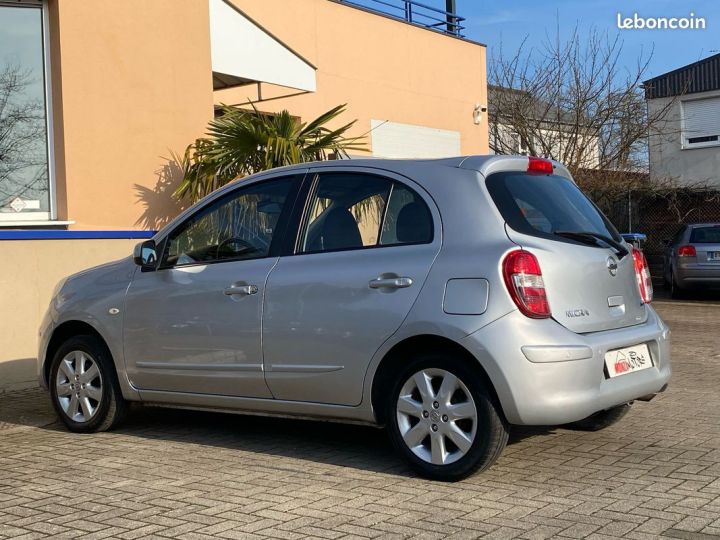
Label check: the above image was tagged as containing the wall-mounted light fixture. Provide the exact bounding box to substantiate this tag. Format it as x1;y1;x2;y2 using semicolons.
473;103;487;125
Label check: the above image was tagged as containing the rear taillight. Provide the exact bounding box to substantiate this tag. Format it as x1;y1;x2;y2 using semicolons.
677;245;696;257
502;250;551;318
527;156;554;174
631;247;653;304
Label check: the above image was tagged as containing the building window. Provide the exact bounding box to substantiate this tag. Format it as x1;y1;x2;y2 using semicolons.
0;1;52;222
682;97;720;149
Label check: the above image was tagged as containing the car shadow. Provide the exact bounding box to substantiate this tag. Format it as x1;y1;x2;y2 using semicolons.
37;402;561;478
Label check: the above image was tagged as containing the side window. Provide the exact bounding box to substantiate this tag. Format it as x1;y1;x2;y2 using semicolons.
301;173;391;253
299;172;433;254
162;177;294;267
380;183;433;245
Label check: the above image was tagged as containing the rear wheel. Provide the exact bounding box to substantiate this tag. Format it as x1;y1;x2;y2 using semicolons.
566;403;631;431
385;353;508;481
670;271;685;299
49;335;127;433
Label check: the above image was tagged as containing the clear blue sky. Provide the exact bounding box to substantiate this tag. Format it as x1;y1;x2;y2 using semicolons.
458;0;719;79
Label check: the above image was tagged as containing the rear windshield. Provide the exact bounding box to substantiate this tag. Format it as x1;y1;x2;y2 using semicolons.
486;172;621;242
690;226;720;243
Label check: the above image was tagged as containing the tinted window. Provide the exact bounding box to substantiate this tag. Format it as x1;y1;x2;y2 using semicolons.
163;177;294;267
300;173;432;254
301;173;390;253
380;183;433;245
486;172;621;242
690;226;720;243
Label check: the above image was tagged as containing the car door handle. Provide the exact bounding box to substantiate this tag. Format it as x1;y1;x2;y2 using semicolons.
223;284;258;296
368;276;413;289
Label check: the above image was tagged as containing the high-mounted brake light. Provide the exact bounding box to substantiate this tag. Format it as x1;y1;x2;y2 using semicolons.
677;245;696;257
502;250;551;318
527;156;554;174
631;247;653;304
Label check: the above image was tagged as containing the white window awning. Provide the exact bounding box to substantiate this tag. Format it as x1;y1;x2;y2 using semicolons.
209;0;316;93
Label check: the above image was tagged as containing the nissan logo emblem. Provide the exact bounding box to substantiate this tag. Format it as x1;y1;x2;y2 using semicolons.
607;256;618;276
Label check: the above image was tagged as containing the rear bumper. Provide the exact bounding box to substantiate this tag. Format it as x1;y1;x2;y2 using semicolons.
460;305;671;425
676;264;720;287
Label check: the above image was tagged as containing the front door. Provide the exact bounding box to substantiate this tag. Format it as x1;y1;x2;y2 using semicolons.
123;175;300;397
263;169;441;405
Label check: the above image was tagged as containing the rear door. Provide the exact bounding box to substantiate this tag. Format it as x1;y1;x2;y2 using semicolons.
262;168;441;406
486;170;646;333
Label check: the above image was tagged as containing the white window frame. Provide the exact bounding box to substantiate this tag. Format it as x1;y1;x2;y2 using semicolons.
680;93;720;151
0;0;60;225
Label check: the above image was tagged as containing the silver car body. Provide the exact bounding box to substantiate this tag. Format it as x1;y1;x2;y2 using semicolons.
663;223;720;290
38;156;671;426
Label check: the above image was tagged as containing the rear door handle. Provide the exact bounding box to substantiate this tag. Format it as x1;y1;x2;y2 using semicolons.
368;277;413;289
223;284;258;296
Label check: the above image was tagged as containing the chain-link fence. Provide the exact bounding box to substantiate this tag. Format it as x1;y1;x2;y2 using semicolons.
589;188;720;276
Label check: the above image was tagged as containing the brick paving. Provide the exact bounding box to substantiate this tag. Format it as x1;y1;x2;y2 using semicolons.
1;301;719;539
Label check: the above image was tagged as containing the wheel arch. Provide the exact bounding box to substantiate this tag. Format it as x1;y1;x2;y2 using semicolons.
370;334;504;426
43;320;108;386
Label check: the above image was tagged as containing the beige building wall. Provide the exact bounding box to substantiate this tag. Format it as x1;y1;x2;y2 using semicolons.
0;239;137;391
218;0;488;157
48;0;214;230
46;0;487;231
0;1;489;390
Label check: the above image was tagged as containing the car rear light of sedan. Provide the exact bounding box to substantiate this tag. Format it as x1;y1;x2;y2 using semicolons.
502;250;551;318
677;245;697;257
631;247;653;304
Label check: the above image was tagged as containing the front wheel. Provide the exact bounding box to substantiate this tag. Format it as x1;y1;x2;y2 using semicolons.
385;354;508;481
49;335;128;433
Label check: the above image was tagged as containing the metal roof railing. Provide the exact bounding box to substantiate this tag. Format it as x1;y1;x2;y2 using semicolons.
335;0;466;37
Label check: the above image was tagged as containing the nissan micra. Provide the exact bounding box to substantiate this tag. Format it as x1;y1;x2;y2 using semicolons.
39;156;671;481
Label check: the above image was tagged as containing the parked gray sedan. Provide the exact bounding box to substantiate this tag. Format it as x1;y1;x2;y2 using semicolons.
663;223;720;297
38;156;671;480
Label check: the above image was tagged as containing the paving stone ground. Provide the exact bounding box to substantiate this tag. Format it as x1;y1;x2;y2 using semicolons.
1;300;719;539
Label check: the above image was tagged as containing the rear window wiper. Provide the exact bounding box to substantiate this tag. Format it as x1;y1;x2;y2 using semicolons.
554;230;629;258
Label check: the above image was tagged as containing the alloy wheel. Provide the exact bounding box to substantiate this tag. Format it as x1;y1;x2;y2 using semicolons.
396;368;478;466
55;350;103;423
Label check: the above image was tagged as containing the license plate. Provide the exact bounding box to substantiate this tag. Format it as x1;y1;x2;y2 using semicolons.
605;344;653;378
707;251;720;261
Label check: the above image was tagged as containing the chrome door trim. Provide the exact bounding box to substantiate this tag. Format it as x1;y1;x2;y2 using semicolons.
135;362;262;372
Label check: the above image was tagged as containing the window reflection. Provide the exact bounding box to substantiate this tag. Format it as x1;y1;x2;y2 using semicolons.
0;5;50;220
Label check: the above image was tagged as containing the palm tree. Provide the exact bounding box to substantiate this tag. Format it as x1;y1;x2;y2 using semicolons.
173;104;366;203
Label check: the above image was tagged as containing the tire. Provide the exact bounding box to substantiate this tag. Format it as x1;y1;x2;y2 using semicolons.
670;271;685;299
566;403;631;431
49;335;128;433
385;353;508;481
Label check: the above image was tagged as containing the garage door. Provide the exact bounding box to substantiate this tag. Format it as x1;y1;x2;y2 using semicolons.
370;120;461;158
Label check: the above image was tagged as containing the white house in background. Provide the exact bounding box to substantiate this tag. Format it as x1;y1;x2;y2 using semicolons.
488;85;601;169
645;53;720;188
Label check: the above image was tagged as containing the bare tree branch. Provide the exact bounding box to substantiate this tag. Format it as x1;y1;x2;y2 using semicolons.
488;24;679;177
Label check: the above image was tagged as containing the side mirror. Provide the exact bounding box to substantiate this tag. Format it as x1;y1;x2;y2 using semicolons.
133;240;158;269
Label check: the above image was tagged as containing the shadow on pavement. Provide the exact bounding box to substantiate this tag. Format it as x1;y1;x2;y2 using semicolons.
20;393;561;478
0;387;56;431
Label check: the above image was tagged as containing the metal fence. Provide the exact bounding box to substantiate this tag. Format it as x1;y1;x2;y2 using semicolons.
590;189;720;273
334;0;465;36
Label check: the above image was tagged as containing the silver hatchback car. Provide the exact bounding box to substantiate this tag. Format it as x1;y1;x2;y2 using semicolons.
663;223;720;297
39;156;671;480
